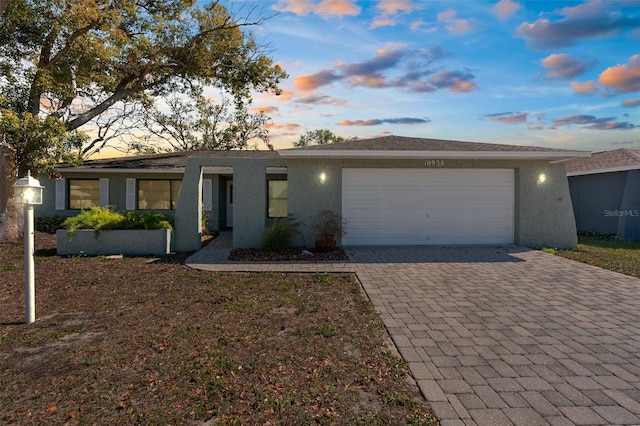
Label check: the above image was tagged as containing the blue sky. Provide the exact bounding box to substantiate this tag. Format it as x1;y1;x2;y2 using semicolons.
225;0;640;152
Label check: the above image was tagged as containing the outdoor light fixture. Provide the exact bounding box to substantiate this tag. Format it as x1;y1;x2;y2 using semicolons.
320;171;327;184
13;171;44;324
537;173;547;185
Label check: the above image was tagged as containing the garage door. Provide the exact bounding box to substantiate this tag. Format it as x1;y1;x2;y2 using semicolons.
342;168;514;245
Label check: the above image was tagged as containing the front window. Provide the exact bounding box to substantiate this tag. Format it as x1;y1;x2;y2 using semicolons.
69;179;99;209
267;180;288;218
138;180;182;210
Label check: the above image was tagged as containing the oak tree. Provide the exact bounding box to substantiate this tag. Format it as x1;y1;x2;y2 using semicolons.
0;0;286;241
293;129;354;147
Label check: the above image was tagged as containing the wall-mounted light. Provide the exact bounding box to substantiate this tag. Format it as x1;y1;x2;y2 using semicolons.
537;173;547;185
319;171;327;184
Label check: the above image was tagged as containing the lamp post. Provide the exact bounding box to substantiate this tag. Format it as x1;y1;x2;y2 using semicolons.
13;171;44;324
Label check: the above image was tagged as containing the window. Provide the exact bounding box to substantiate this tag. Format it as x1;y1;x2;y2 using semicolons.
138;180;182;210
268;180;287;218
69;179;100;209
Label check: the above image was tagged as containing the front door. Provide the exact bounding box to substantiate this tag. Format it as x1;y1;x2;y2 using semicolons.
226;180;233;228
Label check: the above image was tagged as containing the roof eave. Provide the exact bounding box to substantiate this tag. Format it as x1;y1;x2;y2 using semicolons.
566;164;640;176
278;150;592;160
55;167;186;174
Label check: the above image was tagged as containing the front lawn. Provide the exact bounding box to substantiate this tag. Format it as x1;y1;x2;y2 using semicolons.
554;235;640;279
0;233;437;425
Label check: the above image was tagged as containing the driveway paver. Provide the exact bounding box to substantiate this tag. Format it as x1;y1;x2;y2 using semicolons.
187;235;640;425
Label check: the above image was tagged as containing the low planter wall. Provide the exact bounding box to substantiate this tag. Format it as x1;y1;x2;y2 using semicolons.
57;229;173;256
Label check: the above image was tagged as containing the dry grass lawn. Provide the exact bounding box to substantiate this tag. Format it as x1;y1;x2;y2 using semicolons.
0;233;438;425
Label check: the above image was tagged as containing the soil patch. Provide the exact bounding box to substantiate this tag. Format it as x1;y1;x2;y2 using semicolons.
229;247;349;262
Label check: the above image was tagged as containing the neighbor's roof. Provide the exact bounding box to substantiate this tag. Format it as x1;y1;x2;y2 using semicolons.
563;148;640;176
279;135;590;160
57;150;279;172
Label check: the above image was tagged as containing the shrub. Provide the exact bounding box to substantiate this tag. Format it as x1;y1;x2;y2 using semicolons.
123;211;173;230
311;210;345;252
35;215;66;234
311;210;345;237
62;207;173;237
262;216;302;252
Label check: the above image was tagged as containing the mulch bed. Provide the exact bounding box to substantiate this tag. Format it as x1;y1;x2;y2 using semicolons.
229;247;349;262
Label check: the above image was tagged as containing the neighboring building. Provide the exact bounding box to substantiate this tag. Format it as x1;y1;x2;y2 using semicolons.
37;135;589;250
563;148;640;241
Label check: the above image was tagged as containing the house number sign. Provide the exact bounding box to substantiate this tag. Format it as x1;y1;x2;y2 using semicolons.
425;160;445;167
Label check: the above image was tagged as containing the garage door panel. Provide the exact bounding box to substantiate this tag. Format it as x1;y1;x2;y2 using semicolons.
342;168;514;246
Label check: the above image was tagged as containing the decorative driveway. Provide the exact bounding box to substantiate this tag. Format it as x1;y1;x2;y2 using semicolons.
187;235;640;426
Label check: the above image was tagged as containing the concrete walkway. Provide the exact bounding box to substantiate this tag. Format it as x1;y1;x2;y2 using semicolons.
187;234;640;426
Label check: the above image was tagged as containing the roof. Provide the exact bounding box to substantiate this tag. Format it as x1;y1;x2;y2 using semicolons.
58;136;591;173
58;150;279;172
563;148;640;176
279;135;590;160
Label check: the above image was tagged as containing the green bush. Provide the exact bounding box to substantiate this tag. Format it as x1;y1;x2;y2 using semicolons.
35;215;66;234
62;207;173;237
261;216;302;252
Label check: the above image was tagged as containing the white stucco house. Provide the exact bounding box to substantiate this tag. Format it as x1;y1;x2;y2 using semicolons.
37;135;591;250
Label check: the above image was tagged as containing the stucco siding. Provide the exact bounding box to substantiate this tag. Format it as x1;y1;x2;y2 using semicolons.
43;154;579;251
287;158;577;249
516;163;577;248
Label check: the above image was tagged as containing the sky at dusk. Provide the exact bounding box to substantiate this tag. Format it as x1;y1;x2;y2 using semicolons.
222;0;640;152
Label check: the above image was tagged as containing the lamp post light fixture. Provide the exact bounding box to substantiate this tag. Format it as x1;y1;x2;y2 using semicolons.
13;171;44;324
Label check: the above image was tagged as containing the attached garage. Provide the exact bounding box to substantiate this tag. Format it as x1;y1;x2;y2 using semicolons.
342;168;514;245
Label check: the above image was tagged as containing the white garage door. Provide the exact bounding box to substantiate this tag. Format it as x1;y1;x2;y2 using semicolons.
342;168;514;245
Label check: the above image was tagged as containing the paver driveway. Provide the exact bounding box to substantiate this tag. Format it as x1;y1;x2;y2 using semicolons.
187;236;640;426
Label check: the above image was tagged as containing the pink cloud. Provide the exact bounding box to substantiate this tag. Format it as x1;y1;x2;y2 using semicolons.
599;54;640;94
492;0;521;21
516;2;640;49
265;123;303;131
273;0;360;18
552;114;637;130
541;53;593;79
429;70;478;92
316;0;361;17
571;80;598;95
295;94;348;106
369;17;396;29
486;112;529;124
376;0;415;14
294;69;341;92
622;98;640;107
338;117;429;126
250;106;279;114
369;1;421;29
437;9;472;35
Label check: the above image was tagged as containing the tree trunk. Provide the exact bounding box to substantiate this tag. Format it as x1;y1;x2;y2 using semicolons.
0;144;21;243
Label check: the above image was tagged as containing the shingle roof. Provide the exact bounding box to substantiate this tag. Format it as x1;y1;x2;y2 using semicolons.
60;135;589;171
61;150;279;170
563;148;640;175
284;135;581;153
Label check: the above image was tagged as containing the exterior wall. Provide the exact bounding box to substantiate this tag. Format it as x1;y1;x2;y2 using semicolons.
173;157;284;251
568;172;626;235
618;170;640;240
286;158;578;249
57;229;172;256
515;163;577;248
568;170;640;241
37;171;219;224
44;155;579;251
